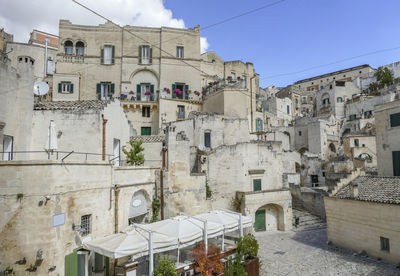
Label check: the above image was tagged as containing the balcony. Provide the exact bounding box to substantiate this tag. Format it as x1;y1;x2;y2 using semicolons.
62;54;85;63
120;93;157;102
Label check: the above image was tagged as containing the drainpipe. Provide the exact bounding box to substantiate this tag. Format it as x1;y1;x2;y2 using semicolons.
250;75;256;132
114;186;120;233
160;147;167;220
102;115;108;161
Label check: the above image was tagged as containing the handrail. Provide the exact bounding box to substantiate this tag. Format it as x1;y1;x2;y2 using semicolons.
61;151;74;163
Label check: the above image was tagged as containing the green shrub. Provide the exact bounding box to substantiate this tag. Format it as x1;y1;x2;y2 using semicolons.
151;198;161;222
122;140;145;166
154;256;177;276
237;233;259;260
224;254;247;276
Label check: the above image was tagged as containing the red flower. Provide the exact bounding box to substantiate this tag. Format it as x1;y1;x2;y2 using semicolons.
145;91;151;95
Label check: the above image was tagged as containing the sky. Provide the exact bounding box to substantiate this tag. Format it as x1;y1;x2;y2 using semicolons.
1;0;400;88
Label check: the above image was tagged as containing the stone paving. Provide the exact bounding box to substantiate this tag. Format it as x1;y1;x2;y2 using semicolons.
255;228;400;276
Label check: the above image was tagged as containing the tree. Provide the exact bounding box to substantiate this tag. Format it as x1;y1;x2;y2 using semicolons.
375;66;393;87
154;256;178;276
122;140;144;166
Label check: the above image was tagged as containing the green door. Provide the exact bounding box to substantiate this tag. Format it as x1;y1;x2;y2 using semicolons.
393;151;400;176
255;209;266;231
141;127;151;136
65;251;78;276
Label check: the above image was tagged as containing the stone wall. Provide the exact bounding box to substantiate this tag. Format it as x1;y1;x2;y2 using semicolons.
325;197;400;263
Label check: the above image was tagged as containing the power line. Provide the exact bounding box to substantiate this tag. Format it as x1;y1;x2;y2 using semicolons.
261;45;400;80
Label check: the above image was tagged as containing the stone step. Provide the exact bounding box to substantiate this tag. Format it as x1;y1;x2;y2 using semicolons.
292;209;326;231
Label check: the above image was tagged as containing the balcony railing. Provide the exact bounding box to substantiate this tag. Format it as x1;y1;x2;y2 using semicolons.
62;54;85;63
120;93;157;102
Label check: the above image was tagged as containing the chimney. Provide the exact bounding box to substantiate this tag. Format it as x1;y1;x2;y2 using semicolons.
350;183;358;198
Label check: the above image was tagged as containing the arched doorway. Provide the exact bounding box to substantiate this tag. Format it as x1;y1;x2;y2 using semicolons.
128;190;150;224
255;204;284;231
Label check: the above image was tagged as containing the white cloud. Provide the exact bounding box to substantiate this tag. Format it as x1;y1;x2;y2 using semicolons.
0;0;208;52
200;37;209;54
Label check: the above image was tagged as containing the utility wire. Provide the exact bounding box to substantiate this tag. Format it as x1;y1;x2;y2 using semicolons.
261;45;400;80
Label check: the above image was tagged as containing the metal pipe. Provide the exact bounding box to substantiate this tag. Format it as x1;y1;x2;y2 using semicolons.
102;115;108;161
44;38;48;79
250;75;256;132
61;151;74;162
114;187;120;233
133;224;154;276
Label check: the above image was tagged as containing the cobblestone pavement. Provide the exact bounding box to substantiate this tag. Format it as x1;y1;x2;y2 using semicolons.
255;228;400;276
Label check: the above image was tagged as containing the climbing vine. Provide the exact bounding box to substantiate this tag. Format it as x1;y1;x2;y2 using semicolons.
151;198;161;222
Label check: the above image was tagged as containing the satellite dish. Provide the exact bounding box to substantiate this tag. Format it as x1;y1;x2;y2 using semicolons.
33;81;49;96
132;199;142;207
198;144;205;151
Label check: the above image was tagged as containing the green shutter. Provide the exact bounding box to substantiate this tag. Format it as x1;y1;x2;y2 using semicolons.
184;84;189;100
65;251;78;276
110;83;115;94
141;127;151;136
94;253;104;272
390;113;400;127
138;46;142;64
58;83;62;93
172;84;176;98
136;84;141;101
100;47;104;64
150;84;154;101
253;179;261;191
149;48;152;64
111;46;115;64
96;83;101;100
393;151;400;176
70;83;74;93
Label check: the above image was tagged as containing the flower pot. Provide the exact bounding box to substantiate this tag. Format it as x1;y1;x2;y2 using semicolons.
244;257;259;276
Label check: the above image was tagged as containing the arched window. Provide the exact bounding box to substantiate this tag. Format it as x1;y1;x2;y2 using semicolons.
337;97;343;103
75;41;85;56
321;93;330;107
18;56;34;65
64;40;73;55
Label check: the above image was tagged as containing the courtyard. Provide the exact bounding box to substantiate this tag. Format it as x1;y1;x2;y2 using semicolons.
256;228;400;276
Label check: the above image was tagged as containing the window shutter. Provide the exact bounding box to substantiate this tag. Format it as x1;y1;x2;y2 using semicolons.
100;47;104;64
172;84;176;98
136;84;141;101
184;84;189;100
65;251;78;276
96;83;101;100
253;179;262;191
138;46;142;64
110;83;115;97
150;84;154;101
70;83;74;93
111;46;115;64
149;48;152;64
390;113;400;127
58;83;62;93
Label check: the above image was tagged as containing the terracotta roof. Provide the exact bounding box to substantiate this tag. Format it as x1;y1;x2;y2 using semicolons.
334;176;400;204
34;100;107;110
131;135;165;143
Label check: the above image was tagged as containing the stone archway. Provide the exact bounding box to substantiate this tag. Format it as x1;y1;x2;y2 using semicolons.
255;203;285;232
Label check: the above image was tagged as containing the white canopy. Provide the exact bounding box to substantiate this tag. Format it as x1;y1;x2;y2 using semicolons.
83;225;176;259
83;210;252;259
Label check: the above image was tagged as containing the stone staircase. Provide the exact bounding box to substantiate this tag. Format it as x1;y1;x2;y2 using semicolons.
330;168;365;196
292;208;326;232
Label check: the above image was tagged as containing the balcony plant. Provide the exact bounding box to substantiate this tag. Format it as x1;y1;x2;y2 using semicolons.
164;88;171;94
192;243;224;276
237;234;260;276
174;89;182;95
122;140;145;166
194;91;200;96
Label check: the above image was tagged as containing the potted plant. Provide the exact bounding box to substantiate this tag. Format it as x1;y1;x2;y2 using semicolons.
224;254;246;276
174;89;182;95
154;256;177;276
237;234;260;276
192;242;224;276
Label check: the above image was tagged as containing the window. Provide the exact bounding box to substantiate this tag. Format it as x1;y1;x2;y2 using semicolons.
58;81;73;93
141;127;151;136
364;110;373;118
359;71;362;74
310;97;313;101
311;87;314;91
322;97;330;107
253;179;262;191
204;131;211;148
256;118;263;132
380;237;390;252
142;106;150;117
393;151;400;176
176;46;184;58
354;139;359;147
336;97;343;103
18;56;34;65
231;72;236;80
177;105;185;120
329;84;333;89
139;45;152;64
320;86;324;89
286;105;290;114
349;114;356;121
64;40;73;55
242;75;247;88
311;82;314;85
302;97;307;104
94;253;105;272
2;135;13;161
298;131;302;136
75;41;84;56
80;214;91;236
172;83;189;100
343;74;346;77
101;45;115;65
136;83;154;101
96;82;115;100
390;113;400;127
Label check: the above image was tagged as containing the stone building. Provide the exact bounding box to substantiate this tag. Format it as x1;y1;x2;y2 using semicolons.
262;95;293;126
294;64;374;92
0;28;13;53
375;99;400;176
325;176;400;263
